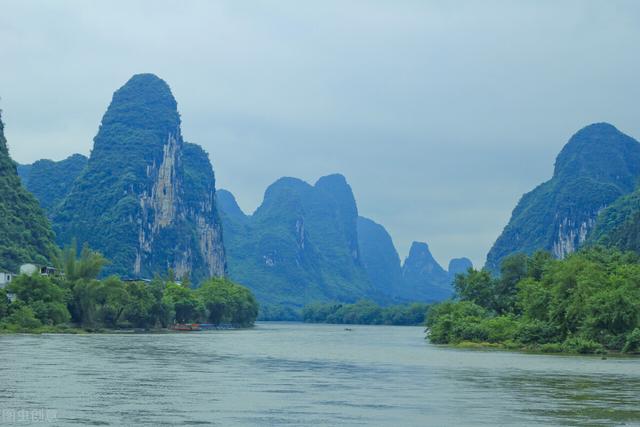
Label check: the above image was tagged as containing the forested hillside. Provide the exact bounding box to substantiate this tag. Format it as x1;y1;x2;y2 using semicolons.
0;111;57;272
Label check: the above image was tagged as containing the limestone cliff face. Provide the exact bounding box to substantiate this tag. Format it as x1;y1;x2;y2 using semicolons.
54;74;226;282
136;132;182;275
183;142;226;278
552;215;600;259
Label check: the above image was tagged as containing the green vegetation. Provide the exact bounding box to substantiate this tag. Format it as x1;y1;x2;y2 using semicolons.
426;247;640;354
302;300;429;326
0;111;58;272
18;154;88;214
257;304;303;321
0;245;258;333
590;189;640;254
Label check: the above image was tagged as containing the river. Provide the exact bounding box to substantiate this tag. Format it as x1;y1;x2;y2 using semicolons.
0;322;639;426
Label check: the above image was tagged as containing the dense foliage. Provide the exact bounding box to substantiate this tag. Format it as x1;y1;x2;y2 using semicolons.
426;248;640;354
0;246;257;332
486;123;640;271
302;300;430;326
590;189;640;254
0;112;58;272
18;154;88;213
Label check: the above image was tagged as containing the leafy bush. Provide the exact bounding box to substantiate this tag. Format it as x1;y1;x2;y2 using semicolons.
426;301;488;344
538;343;563;353
562;337;605;354
5;304;42;329
480;316;518;343
623;328;640;353
516;320;558;345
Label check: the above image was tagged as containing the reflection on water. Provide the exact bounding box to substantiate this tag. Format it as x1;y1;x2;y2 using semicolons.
1;322;639;426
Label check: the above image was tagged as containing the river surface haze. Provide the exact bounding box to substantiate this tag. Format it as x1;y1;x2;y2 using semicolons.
1;322;639;426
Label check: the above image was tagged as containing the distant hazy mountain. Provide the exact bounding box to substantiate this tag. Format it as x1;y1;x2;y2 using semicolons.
51;74;226;281
448;257;473;279
486;123;640;271
18;154;88;213
400;242;454;302
0;112;57;272
16;163;31;182
357;216;403;295
218;174;376;308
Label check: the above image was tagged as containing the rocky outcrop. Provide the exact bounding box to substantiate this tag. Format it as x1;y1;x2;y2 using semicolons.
53;74;226;282
486;123;640;271
183;143;226;278
552;216;599;258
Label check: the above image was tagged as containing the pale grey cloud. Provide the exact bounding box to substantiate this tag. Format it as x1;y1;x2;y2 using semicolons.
1;0;639;267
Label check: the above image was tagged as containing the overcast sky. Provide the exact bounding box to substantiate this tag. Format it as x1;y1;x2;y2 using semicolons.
2;1;640;268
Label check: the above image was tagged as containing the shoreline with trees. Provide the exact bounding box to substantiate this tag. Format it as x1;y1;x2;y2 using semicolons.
0;243;259;334
302;300;430;326
426;247;640;355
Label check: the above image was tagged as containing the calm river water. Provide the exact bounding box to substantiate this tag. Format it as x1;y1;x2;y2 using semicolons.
1;322;639;426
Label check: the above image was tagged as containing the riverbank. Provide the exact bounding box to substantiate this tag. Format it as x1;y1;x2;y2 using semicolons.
427;249;640;356
0;324;250;335
443;340;640;357
1;269;259;335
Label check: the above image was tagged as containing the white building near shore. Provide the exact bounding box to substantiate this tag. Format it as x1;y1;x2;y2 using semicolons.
0;270;14;289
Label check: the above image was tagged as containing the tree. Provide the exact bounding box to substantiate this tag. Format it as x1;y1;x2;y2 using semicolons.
195;278;259;327
163;283;201;324
526;251;554;281
7;274;71;325
71;280;101;326
426;301;488;344
62;240;108;282
517;278;551;321
5;304;42;329
454;268;496;311
495;253;528;314
123;280;156;328
95;277;129;327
